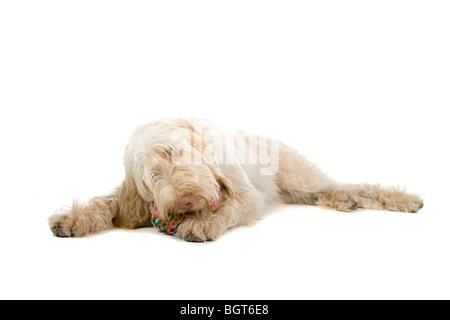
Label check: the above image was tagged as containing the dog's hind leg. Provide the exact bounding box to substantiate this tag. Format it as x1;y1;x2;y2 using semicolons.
275;142;351;209
276;143;423;213
342;183;423;213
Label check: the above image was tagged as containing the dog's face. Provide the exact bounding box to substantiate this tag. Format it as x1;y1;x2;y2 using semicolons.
147;156;221;218
124;119;233;219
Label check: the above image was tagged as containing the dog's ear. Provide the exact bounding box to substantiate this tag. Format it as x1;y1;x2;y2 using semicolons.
217;175;235;199
208;164;235;199
115;177;150;227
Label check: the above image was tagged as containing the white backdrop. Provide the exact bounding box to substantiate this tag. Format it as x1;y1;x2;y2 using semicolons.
1;1;449;299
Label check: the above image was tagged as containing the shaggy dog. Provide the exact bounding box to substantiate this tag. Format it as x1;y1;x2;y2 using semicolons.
49;118;423;241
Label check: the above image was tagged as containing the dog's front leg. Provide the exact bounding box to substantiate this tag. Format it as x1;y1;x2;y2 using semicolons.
175;191;262;242
175;202;236;242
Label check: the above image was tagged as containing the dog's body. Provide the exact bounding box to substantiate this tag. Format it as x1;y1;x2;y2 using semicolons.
49;118;423;241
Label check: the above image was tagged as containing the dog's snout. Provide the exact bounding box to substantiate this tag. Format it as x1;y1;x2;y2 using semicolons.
176;195;195;211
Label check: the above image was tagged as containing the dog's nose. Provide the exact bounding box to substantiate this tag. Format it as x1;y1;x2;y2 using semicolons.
176;195;195;211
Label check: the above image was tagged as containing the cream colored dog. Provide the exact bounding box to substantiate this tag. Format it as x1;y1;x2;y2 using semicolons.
49;118;423;241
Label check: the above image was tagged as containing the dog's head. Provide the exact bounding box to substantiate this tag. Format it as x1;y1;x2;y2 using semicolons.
124;119;234;219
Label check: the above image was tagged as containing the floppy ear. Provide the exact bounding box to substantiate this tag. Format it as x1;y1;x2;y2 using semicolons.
115;177;150;228
208;164;235;200
217;175;235;200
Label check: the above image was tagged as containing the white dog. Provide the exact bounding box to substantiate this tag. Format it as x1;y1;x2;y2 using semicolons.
49;118;423;241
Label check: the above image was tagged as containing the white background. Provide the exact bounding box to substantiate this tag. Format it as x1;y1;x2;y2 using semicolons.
1;1;449;299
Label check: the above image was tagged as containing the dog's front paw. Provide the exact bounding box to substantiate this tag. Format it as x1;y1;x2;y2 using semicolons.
175;216;217;242
48;210;85;237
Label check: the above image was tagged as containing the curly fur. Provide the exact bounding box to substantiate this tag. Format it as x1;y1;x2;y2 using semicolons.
49;118;424;241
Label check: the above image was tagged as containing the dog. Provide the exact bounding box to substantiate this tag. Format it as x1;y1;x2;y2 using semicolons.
48;118;423;241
